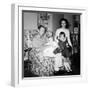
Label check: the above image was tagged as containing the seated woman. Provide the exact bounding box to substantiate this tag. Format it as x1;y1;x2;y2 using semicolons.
28;25;55;76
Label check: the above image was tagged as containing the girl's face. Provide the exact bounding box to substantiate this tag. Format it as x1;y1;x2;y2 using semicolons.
39;27;45;36
59;34;66;42
61;20;66;28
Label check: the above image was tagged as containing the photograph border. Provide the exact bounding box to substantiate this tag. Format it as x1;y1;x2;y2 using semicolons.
11;4;87;87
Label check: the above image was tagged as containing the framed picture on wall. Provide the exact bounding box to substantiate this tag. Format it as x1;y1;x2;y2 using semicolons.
11;4;87;87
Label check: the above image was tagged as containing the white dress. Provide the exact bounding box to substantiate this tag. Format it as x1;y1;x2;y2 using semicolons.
43;38;58;57
43;38;63;71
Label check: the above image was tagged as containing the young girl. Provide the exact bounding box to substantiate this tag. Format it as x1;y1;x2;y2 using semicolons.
54;32;72;57
54;18;72;72
54;32;72;72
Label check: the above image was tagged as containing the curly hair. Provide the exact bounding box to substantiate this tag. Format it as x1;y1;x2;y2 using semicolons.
38;25;47;34
59;18;70;29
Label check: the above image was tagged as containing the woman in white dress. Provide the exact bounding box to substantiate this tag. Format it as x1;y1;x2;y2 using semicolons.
55;18;72;47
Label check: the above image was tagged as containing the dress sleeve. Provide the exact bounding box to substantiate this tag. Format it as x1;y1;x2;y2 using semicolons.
54;29;60;43
67;30;72;47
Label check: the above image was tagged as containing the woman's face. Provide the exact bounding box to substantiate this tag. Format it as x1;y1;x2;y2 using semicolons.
61;20;66;28
39;27;45;36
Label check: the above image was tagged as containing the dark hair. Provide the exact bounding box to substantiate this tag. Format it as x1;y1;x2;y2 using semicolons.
38;25;47;34
59;18;69;29
59;32;65;37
